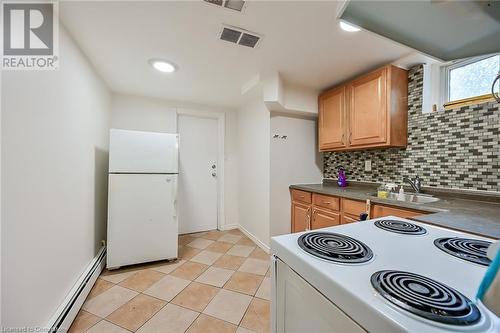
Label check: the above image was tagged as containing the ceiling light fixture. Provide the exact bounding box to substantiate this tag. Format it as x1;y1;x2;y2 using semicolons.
339;21;361;32
149;59;177;73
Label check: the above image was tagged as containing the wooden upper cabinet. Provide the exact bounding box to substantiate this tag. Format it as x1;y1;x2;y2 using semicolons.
349;68;387;146
318;64;408;152
318;86;346;150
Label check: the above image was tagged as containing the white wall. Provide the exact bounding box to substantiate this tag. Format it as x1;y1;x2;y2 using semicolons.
110;94;177;133
237;93;271;248
270;115;323;237
1;26;111;327
110;94;239;228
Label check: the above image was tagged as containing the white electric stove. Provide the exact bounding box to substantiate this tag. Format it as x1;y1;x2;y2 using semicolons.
270;216;499;333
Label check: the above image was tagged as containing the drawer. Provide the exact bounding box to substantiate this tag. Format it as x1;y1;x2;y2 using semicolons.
291;189;312;204
341;213;358;225
371;204;425;219
342;199;366;216
312;208;340;230
312;193;340;211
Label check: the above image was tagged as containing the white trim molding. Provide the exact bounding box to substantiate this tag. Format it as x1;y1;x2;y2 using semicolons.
47;246;106;332
176;109;226;231
237;224;270;254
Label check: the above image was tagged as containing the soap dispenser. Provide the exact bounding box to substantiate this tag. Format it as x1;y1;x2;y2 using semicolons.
397;185;405;201
337;166;347;188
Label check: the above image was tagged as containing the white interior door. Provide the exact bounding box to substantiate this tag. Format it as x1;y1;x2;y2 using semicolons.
178;114;218;234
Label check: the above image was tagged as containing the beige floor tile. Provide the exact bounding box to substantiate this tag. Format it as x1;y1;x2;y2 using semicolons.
213;255;246;270
119;270;165;292
149;259;186;274
228;229;244;236
238;258;269;276
224;272;264;296
206;241;233;253
255;276;271;301
203;289;252;325
201;230;225;241
240;298;271;333
171;282;220;312
218;234;242;244
143;274;191;301
236;237;256;246
179;235;196;246
236;327;256;333
255;277;271;300
195;267;234;287
68;310;100;333
170;261;208;280
136;303;198;333
190;250;223;265
189;231;208;238
249;248;270;261
186;314;237;333
187;238;214;250
84;320;130;333
106;294;166;331
178;246;201;260
82;285;138;318
87;278;114;301
227;245;255;258
100;269;137;284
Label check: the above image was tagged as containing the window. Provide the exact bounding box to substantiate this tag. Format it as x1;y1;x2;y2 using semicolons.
445;54;499;106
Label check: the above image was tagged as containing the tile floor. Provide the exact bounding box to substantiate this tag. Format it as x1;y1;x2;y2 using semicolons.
69;229;271;333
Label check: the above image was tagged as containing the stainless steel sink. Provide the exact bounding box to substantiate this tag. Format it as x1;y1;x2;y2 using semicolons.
369;192;440;204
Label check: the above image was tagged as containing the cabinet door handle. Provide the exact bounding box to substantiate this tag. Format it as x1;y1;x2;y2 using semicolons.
349;132;352;143
322;201;331;204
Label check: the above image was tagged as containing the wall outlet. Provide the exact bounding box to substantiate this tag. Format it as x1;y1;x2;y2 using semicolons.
365;159;372;171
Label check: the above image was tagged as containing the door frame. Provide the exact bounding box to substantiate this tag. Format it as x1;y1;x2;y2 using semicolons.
176;109;225;232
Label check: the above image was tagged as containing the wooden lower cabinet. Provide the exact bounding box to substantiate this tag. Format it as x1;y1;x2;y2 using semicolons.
342;199;366;220
312;208;340;229
371;204;425;219
292;202;311;233
341;214;358;224
291;190;428;233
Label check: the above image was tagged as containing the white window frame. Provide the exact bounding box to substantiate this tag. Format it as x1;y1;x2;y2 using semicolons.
442;53;500;104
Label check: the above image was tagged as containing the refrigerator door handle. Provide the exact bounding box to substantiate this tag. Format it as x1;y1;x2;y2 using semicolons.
171;176;178;219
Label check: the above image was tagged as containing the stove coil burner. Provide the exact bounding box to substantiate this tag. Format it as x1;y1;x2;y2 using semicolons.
374;219;427;235
434;237;492;266
371;270;481;326
297;232;373;264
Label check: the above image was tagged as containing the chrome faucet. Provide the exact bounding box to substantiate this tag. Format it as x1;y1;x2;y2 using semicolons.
403;175;422;193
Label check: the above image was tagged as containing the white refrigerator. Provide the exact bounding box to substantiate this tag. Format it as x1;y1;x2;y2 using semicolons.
107;129;179;269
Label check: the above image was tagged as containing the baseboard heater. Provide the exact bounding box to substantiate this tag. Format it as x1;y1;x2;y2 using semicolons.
47;245;106;332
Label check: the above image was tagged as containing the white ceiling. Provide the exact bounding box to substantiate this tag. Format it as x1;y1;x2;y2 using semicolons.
60;1;413;108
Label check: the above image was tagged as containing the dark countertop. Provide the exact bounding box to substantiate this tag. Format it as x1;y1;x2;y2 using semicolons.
290;183;500;239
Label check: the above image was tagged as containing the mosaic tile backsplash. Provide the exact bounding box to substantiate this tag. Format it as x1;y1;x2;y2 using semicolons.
324;65;500;192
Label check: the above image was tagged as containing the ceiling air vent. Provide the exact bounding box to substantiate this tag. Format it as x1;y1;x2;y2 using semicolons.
204;0;245;12
220;27;242;43
219;25;262;48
